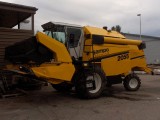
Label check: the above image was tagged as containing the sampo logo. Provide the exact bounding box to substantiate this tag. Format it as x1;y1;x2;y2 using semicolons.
94;48;109;54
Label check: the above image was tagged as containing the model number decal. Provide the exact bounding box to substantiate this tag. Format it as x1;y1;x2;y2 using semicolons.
117;53;129;61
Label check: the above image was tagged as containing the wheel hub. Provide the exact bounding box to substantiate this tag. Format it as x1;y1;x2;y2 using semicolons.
86;73;102;94
129;78;138;89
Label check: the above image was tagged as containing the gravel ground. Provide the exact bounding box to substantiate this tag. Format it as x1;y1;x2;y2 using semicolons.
1;74;160;120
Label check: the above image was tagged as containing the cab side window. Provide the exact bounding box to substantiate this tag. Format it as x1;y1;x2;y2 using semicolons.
67;28;81;48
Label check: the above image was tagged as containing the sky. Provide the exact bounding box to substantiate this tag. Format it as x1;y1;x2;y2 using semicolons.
1;0;160;37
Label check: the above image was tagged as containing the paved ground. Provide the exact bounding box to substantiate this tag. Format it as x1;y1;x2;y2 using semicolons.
1;75;160;120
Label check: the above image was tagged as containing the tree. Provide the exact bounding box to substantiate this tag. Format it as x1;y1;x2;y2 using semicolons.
111;25;121;33
111;26;116;31
115;25;121;33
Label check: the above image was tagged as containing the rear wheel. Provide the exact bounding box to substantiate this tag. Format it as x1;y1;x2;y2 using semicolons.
51;82;73;92
123;74;141;91
75;66;106;99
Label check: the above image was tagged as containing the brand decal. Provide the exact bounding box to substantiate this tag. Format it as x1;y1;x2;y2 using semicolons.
94;48;109;54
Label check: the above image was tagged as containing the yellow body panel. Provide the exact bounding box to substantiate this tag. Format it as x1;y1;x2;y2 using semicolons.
31;63;75;81
101;48;148;76
36;32;72;63
84;26;125;38
104;37;142;45
83;26;151;76
33;32;75;83
83;40;130;61
101;54;131;76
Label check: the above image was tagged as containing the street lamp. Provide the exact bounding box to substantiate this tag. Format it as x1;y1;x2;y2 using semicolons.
137;14;141;40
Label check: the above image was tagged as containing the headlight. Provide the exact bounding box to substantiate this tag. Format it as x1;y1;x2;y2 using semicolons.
83;63;88;67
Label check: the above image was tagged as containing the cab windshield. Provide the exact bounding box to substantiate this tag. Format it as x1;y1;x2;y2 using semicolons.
45;31;65;44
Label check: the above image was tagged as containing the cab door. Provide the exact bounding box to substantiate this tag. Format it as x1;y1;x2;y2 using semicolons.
66;27;84;59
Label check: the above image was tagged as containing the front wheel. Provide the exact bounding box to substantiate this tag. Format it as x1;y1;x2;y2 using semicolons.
75;66;106;99
123;74;141;91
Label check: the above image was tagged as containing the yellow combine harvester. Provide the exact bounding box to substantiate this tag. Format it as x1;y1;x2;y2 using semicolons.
5;22;151;98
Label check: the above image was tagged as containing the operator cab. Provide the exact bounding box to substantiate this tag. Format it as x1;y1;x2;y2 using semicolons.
42;22;84;60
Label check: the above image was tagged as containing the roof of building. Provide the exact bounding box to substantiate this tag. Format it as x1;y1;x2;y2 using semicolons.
123;33;160;41
0;1;38;28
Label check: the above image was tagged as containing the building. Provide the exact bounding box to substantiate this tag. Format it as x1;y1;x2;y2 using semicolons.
123;33;160;64
0;1;38;68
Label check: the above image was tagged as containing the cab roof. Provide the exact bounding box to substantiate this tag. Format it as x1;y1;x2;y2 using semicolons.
41;21;82;31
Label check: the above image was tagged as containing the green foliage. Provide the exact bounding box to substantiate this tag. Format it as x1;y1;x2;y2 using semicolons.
111;25;121;32
115;25;121;32
111;26;116;31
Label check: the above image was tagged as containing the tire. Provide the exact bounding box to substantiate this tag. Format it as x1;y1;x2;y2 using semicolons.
123;74;141;91
75;66;106;99
51;82;73;92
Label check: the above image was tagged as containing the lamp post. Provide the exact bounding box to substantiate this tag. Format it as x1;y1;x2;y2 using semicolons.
137;14;141;40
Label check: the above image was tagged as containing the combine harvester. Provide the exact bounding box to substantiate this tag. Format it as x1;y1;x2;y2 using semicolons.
5;22;151;98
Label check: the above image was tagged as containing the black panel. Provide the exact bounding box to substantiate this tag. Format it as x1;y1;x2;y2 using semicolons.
92;35;104;44
138;42;146;50
107;75;123;85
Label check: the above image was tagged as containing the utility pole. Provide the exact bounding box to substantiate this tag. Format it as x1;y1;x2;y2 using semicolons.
137;14;141;40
